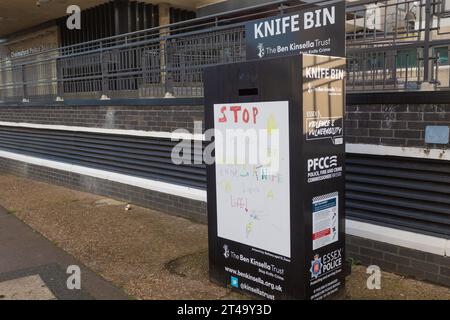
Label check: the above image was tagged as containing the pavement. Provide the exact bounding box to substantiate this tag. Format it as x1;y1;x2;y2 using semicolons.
0;173;450;300
0;205;129;300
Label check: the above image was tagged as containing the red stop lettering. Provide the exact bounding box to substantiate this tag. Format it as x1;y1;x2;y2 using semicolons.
219;106;260;124
243;109;250;123
218;106;227;123
230;106;242;123
252;107;259;124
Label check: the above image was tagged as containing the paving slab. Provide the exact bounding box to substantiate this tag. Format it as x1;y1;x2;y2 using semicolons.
0;205;129;300
0;275;56;300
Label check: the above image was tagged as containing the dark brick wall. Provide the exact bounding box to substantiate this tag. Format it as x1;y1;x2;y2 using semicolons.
0;157;207;224
347;235;450;288
2;102;449;148
345;104;450;148
1;100;449;288
0;105;204;133
5;103;449;149
0;156;449;287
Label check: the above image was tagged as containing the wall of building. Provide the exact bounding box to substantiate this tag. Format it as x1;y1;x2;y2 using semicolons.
0;102;203;132
0;26;59;60
0;26;61;102
0;96;449;288
197;0;275;17
348;234;450;287
0;156;207;223
344;92;450;287
346;101;450;149
0;99;207;223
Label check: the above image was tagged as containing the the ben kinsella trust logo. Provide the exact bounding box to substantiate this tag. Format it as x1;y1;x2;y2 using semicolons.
257;43;265;59
223;244;230;259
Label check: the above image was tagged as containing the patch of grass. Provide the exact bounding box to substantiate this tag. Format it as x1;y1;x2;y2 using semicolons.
6;209;16;215
347;257;361;267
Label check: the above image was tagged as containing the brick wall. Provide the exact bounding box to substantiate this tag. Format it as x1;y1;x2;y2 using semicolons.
2;154;449;288
0;100;207;220
0;157;207;224
7;102;449;149
1;98;449;288
347;235;450;288
345;104;450;149
344;96;450;288
0;104;204;133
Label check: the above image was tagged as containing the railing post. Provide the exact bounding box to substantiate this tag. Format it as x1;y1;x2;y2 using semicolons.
433;53;439;84
56;57;64;101
165;65;174;97
382;52;387;89
100;47;109;99
405;54;409;89
21;64;28;102
159;3;172;97
448;47;450;88
391;51;398;86
423;0;432;83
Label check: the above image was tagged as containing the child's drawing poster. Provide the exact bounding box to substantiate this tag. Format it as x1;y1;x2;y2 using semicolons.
214;101;291;258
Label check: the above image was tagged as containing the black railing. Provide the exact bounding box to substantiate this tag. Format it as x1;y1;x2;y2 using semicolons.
0;0;449;103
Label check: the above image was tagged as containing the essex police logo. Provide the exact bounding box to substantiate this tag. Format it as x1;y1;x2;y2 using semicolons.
310;254;323;279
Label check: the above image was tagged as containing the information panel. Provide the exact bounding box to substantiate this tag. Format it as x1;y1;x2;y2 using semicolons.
303;54;346;300
246;1;345;60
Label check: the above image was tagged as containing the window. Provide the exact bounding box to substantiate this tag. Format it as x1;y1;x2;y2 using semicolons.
396;49;417;68
434;47;449;65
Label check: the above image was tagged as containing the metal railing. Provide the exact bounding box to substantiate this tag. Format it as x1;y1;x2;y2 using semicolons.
1;0;450;103
346;44;448;91
346;0;450;91
0;5;250;102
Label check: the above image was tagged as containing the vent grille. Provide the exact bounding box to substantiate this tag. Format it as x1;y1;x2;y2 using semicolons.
0;126;205;189
347;154;450;239
0;125;449;239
